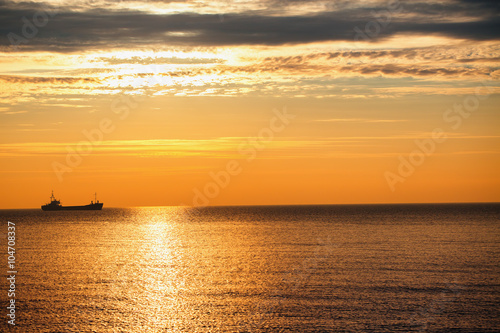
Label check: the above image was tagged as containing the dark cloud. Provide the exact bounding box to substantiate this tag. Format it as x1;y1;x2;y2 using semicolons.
457;57;500;63
393;1;498;18
0;0;498;52
338;64;490;77
264;48;499;64
179;61;492;79
0;75;97;83
456;0;500;11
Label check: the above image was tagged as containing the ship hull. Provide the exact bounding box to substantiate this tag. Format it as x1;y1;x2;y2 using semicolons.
41;203;103;211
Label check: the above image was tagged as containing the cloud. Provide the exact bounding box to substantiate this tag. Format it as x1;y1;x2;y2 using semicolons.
311;118;409;123
0;75;97;84
209;58;494;79
3;135;499;159
94;56;224;65
0;137;319;158
0;0;499;52
339;64;491;77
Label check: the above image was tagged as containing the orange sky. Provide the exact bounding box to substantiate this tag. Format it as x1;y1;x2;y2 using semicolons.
1;0;499;208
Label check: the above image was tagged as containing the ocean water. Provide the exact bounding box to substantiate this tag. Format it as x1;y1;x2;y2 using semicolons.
1;203;499;332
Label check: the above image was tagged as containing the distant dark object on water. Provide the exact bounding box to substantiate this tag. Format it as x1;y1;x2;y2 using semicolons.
41;191;103;211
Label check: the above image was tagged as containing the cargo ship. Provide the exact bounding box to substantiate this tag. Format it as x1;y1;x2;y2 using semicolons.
41;191;103;211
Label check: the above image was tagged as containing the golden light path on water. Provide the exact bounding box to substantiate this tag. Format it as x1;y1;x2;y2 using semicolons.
4;204;499;332
108;207;186;330
101;206;303;331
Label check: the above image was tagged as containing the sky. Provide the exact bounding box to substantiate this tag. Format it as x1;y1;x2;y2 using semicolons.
0;0;499;208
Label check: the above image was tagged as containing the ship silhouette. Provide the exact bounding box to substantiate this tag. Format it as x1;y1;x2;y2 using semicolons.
41;191;103;211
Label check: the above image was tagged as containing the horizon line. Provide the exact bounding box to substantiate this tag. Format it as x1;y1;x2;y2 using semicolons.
2;201;499;210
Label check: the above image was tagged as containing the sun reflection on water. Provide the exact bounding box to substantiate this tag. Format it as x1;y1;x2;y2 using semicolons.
8;204;498;332
106;207;188;330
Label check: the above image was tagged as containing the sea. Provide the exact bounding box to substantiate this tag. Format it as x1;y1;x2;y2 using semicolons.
0;203;499;332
